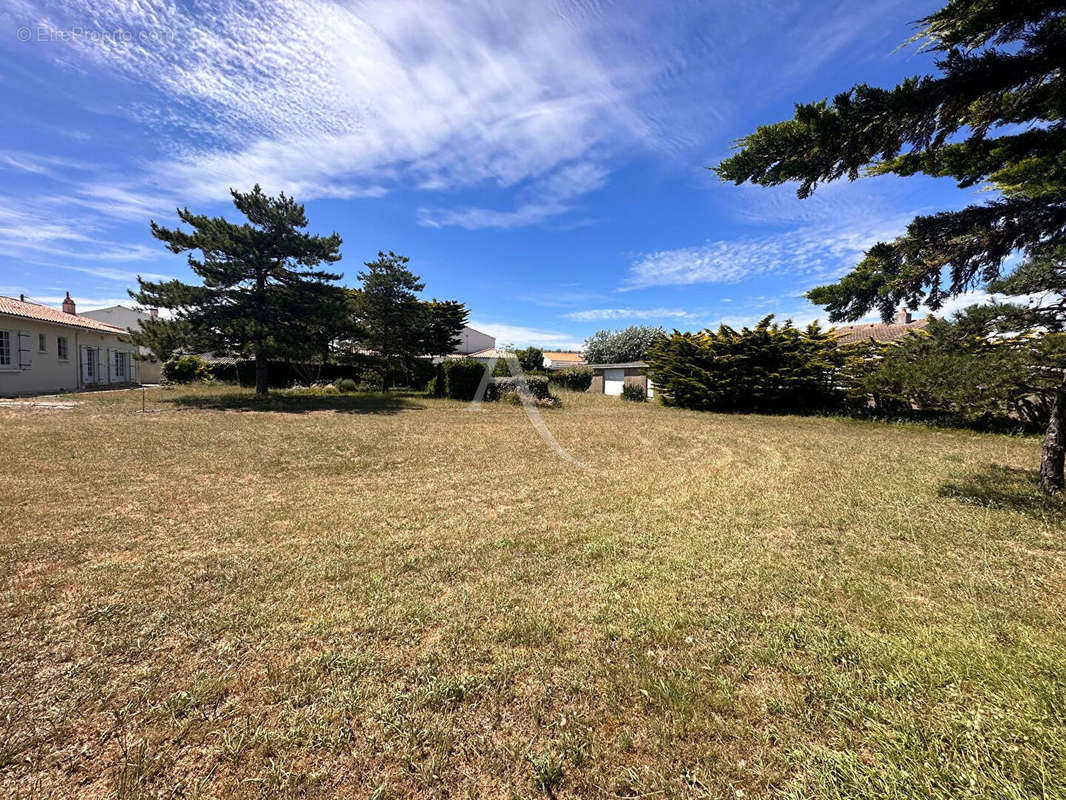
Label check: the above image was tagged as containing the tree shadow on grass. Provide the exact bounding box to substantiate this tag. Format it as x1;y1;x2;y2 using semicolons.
938;464;1066;520
163;391;425;415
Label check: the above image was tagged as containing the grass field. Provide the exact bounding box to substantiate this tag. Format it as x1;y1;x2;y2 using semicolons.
2;384;1064;798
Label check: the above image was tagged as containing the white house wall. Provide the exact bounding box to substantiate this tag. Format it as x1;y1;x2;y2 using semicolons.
453;327;495;355
81;306;163;382
0;317;138;396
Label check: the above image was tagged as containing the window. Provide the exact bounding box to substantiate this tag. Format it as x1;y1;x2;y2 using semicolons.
57;336;69;361
0;331;10;366
85;348;95;379
38;333;47;352
114;351;127;379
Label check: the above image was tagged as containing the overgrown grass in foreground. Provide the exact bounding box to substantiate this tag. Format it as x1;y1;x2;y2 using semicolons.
1;384;1064;798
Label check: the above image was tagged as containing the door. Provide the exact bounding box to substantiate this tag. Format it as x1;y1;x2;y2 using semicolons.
82;346;97;384
603;368;625;395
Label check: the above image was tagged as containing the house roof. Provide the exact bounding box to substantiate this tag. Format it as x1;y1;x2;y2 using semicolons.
832;317;929;345
544;351;584;363
0;295;126;334
588;361;647;369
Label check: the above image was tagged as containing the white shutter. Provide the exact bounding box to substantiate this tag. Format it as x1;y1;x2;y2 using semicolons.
17;331;31;371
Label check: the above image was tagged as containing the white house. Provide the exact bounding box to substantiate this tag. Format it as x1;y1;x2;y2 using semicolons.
0;293;141;397
452;326;495;355
80;304;163;383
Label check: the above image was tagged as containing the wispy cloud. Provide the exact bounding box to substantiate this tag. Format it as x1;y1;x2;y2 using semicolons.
563;307;696;322
7;0;657;225
418;162;610;230
621;217;914;290
56;265;172;283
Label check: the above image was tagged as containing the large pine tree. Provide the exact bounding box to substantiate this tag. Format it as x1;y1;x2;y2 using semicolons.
716;1;1066;492
132;186;345;395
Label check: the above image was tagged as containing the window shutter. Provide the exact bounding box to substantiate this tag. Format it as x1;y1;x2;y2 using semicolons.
17;331;31;371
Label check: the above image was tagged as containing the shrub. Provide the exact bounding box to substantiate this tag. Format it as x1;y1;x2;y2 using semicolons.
621;381;647;402
335;378;358;393
427;362;446;397
491;375;553;401
646;316;842;413
549;367;592;392
442;358;487;401
163;355;210;383
356;368;384;392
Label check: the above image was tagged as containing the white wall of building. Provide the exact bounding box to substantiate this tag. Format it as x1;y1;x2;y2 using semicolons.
81;305;163;383
453;326;495;355
0;317;139;396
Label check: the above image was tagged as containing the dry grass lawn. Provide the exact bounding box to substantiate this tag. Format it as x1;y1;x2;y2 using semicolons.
2;384;1064;798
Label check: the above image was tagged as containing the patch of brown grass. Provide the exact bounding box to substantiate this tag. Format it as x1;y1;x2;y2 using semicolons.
1;384;1064;798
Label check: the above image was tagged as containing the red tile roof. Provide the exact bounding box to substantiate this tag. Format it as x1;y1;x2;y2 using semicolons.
833;317;929;344
0;296;126;334
544;351;585;363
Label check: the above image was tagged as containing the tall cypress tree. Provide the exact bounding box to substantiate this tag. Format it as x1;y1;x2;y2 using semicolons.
131;185;345;395
716;1;1066;491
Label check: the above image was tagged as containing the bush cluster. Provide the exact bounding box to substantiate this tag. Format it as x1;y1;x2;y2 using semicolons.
647;316;841;414
162;355;210;384
621;382;647;402
548;367;593;392
488;375;553;401
438;359;486;401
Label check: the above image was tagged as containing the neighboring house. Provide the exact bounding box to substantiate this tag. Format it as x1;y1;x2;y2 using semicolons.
453;326;496;355
0;293;140;397
80;304;163;383
588;361;655;397
446;347;510;365
833;309;930;344
542;351;586;371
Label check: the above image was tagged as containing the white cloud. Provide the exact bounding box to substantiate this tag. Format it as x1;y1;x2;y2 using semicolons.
563;307;696;322
55;265;172;283
420;161;610;229
9;0;657;227
621;217;914;290
468;320;582;350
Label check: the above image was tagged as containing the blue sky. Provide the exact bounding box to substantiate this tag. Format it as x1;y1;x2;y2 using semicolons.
0;0;986;348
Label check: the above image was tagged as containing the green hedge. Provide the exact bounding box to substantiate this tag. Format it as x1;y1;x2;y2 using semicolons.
163;355;210;383
442;359;487;401
548;367;592;391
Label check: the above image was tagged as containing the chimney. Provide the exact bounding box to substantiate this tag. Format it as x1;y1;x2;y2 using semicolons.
150;307;159;319
19;294;24;302
62;292;76;315
894;308;912;325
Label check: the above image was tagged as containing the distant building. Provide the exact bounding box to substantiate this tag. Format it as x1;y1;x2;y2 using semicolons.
452;326;495;355
587;361;654;397
0;293;141;396
542;351;586;371
80;304;163;383
833;309;930;345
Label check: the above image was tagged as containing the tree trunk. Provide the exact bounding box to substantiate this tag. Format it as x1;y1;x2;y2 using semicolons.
255;349;269;396
1039;377;1066;494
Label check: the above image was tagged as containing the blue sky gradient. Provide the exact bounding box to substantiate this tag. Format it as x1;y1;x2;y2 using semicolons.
0;0;984;348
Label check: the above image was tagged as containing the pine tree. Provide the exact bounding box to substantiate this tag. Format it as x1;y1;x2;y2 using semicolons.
422;299;469;358
132;185;344;395
716;1;1066;491
351;251;425;389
